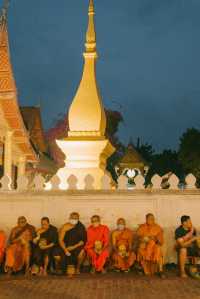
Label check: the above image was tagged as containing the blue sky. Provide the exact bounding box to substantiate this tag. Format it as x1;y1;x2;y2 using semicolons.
1;0;200;151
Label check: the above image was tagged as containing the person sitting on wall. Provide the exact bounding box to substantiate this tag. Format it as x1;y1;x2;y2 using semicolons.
136;213;164;277
53;212;87;277
85;215;110;274
175;215;200;278
111;218;136;272
5;216;36;275
32;217;58;276
0;230;6;272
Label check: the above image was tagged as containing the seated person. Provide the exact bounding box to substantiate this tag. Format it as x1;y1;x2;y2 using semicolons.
175;215;200;278
0;230;6;269
111;218;136;272
85;215;109;274
5;216;36;275
53;212;86;277
32;217;58;276
137;213;164;277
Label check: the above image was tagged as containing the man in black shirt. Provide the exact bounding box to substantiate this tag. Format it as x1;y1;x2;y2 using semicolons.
175;215;199;278
53;212;87;276
32;217;58;275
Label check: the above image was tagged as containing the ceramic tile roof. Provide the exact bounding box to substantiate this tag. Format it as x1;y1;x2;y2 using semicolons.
0;11;38;163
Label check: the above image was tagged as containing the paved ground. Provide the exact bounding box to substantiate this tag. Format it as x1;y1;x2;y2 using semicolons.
0;273;200;299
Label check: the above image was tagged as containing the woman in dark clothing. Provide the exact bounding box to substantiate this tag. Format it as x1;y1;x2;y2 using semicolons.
53;212;87;276
32;217;58;275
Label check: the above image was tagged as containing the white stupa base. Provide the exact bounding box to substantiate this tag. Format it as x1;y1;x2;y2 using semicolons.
55;138;115;190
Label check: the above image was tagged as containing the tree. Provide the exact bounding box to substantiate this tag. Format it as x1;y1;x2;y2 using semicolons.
179;128;200;186
144;149;184;186
136;141;155;163
45;115;68;167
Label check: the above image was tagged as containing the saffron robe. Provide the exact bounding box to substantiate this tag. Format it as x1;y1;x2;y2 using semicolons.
0;230;6;264
85;225;109;272
112;228;136;270
137;223;163;274
5;224;36;272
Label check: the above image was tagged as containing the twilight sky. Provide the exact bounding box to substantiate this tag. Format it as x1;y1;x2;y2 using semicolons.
1;0;200;151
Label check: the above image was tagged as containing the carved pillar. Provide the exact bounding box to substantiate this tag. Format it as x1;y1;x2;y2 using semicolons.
4;130;13;179
18;156;26;177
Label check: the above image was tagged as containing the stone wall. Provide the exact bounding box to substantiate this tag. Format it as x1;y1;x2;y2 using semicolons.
0;189;200;264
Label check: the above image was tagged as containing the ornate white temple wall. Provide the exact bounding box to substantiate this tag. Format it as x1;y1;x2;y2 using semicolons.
0;189;200;264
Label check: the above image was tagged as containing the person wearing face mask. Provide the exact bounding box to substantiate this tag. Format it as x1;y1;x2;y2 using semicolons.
85;215;110;274
111;218;135;272
32;217;58;276
53;212;86;276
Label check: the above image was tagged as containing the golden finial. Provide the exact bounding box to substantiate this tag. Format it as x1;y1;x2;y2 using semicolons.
85;0;96;53
2;0;9;17
0;0;9;26
88;0;94;15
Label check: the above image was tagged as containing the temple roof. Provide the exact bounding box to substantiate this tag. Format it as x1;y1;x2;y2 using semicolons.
0;1;16;93
119;143;147;169
20;106;47;153
0;3;38;163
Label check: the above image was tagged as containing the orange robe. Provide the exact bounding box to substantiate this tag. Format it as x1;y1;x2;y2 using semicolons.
0;231;6;264
85;225;109;272
5;224;35;272
112;228;136;270
137;223;163;274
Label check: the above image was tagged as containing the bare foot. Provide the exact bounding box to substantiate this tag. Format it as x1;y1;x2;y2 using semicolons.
43;270;48;276
25;269;31;277
39;267;44;276
180;272;188;278
101;268;107;274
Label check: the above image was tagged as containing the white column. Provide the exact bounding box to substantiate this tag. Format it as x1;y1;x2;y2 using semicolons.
4;130;13;179
18;156;26;177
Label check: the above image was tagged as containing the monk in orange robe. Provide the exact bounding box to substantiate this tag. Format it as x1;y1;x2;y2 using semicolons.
137;213;164;277
0;230;6;265
85;215;109;273
5;216;36;275
112;218;136;272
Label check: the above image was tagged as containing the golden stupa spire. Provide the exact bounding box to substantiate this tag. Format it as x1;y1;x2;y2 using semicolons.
0;0;9;29
68;0;106;137
0;0;16;93
85;0;96;54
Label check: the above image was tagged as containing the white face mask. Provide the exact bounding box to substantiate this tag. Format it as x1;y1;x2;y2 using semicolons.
69;219;78;225
118;224;125;231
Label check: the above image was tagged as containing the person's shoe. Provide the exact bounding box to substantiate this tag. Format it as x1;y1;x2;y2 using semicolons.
31;264;39;276
123;269;131;273
113;268;121;273
189;266;200;279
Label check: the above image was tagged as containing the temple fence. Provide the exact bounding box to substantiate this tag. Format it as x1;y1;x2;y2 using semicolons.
0;172;197;191
0;189;200;264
